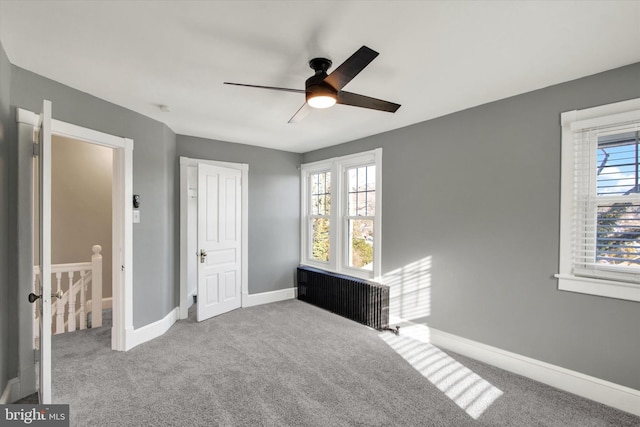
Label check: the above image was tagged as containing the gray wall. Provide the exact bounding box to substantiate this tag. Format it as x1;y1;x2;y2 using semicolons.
9;66;177;329
3;35;638;397
51;135;113;298
302;62;640;390
177;135;300;295
0;42;11;397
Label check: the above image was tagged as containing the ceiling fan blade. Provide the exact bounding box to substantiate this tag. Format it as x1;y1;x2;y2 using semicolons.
337;91;401;113
224;82;305;94
288;103;312;123
324;46;379;91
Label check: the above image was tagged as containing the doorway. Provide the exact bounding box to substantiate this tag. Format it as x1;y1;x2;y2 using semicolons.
179;157;249;321
49;135;114;333
17;106;133;403
44;118;132;351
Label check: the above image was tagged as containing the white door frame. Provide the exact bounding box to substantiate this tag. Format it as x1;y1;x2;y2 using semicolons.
36;100;52;403
17;108;133;352
179;156;248;319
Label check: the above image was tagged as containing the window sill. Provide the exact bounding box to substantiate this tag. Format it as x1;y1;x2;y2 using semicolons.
555;274;640;303
299;262;374;281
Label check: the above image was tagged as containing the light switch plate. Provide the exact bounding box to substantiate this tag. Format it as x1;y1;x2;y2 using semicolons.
133;210;140;223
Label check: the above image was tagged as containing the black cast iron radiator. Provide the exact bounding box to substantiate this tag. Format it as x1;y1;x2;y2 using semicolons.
297;266;390;330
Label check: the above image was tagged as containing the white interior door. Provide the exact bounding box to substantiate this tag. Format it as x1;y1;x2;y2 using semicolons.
37;100;52;403
197;164;242;321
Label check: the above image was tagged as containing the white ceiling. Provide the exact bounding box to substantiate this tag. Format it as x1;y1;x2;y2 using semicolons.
1;1;639;153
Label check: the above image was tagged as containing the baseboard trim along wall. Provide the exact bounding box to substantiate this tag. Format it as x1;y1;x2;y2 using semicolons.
243;287;296;308
0;378;20;404
124;288;296;350
429;327;640;417
125;307;180;351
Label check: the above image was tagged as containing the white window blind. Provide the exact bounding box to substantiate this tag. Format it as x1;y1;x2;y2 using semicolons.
571;124;640;283
557;98;640;301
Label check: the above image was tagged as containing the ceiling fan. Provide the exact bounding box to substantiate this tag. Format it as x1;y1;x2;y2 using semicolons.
224;45;401;123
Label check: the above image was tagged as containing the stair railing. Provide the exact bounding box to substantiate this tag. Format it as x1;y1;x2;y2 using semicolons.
33;245;103;335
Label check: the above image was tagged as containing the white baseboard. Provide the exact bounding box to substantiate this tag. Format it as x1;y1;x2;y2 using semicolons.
122;287;296;351
429;327;640;417
0;378;20;404
17;364;37;401
124;307;179;351
243;287;296;308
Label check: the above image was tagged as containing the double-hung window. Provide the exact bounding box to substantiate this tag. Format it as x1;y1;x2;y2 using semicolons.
301;148;382;280
557;98;640;302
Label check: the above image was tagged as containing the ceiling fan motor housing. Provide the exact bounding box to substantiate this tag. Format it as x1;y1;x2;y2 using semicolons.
306;58;337;101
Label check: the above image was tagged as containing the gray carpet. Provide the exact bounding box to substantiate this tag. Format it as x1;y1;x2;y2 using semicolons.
52;299;640;427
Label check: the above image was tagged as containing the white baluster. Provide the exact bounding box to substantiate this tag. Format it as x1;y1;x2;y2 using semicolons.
67;271;76;332
55;272;64;334
91;245;103;328
79;270;86;330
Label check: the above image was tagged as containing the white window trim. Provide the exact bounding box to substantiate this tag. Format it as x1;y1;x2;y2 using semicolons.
557;98;640;302
300;148;382;281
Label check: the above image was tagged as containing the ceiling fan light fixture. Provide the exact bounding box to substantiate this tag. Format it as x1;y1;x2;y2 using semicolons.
307;94;337;109
225;46;400;122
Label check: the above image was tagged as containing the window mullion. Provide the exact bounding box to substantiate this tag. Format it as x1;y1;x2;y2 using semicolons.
331;162;341;273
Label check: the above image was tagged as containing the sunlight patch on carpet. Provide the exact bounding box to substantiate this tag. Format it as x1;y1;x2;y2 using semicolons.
380;324;503;419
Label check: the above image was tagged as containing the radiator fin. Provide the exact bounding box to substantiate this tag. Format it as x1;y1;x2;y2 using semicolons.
296;266;389;330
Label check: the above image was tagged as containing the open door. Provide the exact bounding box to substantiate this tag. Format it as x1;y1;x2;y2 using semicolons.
35;100;52;403
196;163;242;321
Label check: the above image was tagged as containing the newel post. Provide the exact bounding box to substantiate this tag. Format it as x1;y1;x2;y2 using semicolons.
91;245;103;328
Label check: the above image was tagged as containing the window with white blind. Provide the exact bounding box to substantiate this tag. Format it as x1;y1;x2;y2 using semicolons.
557;98;640;302
300;149;382;279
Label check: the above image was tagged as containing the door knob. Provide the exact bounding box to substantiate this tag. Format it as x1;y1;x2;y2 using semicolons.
200;249;208;264
28;290;63;303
